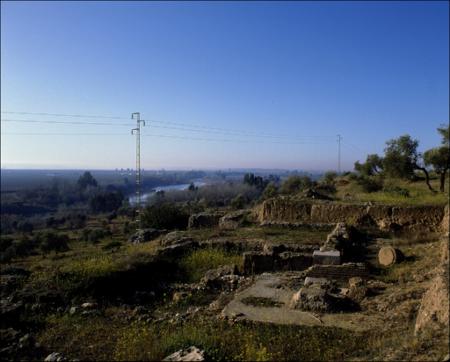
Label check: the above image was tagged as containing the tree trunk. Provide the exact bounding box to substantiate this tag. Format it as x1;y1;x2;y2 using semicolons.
415;165;435;192
440;170;448;193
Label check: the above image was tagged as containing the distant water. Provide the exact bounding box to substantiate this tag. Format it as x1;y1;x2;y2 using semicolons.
129;181;206;205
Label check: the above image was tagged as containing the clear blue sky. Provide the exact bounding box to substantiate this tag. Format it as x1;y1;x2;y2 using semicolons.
1;1;448;171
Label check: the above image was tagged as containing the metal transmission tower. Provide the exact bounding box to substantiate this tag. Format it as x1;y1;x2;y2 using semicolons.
131;112;145;234
337;134;342;174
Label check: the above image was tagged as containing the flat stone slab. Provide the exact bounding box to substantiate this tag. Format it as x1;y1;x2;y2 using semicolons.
221;272;383;331
313;250;341;265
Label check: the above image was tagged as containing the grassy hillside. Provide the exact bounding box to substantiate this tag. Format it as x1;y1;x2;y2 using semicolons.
334;175;448;206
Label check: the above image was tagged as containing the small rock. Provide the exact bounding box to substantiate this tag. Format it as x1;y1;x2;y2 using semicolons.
81;302;97;309
163;346;205;361
69;306;78;315
19;333;32;348
44;352;67;362
172;291;191;303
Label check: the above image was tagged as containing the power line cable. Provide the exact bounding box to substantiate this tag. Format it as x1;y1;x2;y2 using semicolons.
1;118;334;140
2;131;331;145
1;111;335;139
1;111;125;120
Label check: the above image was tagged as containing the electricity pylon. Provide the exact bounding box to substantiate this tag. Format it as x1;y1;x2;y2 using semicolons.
131;112;145;234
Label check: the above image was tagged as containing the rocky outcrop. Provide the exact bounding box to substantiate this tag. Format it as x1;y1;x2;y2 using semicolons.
256;197;447;232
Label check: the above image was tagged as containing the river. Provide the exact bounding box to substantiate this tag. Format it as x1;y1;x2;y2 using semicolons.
128;181;206;205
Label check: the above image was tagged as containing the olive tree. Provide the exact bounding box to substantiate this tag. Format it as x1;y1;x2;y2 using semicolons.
383;135;434;191
424;124;450;192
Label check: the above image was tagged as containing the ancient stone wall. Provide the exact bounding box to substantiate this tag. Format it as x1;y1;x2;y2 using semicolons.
255;197;448;232
415;238;449;335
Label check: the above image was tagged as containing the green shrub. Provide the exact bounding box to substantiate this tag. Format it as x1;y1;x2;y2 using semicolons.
383;186;410;197
356;176;384;193
0;236;37;262
262;182;278;199
322;171;338;184
280;176;313;194
102;240;122;250
231;194;246;209
82;228;111;244
37;232;70;253
142;202;189;230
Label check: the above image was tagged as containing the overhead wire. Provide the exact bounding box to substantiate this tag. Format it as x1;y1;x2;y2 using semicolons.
2;131;330;145
1;117;336;141
1;111;335;140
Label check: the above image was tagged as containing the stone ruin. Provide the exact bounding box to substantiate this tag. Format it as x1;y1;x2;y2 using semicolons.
289;223;369;313
240;222;370;313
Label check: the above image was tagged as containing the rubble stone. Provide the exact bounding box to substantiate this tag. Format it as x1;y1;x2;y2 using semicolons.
290;285;335;312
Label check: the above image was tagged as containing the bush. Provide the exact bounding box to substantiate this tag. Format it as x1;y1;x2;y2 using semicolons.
37;232;70;253
231;194;246;209
65;213;87;229
89;191;124;213
322;171;338;184
82;228;111;244
13;237;37;256
383;186;410;198
356;176;384;193
142;202;189;230
280;176;313;194
0;237;14;252
0;237;37;262
16;221;34;233
102;240;122;250
262;182;278;199
315;183;337;194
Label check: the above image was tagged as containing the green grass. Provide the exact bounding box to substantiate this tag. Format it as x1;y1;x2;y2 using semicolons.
38;313;366;361
336;177;448;205
178;247;243;282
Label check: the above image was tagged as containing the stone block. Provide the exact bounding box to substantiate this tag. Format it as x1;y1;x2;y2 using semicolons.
313;250;341;265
